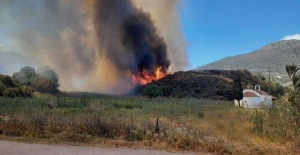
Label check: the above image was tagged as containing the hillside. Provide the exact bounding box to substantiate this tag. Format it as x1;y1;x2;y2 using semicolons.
195;40;300;84
139;70;283;100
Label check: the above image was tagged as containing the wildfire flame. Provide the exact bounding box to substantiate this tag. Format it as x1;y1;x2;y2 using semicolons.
132;67;167;85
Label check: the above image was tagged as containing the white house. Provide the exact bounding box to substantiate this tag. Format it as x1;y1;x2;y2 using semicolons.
234;85;272;108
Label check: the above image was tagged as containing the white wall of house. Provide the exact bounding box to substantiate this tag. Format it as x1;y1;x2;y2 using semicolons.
234;87;272;108
235;98;261;108
260;96;272;106
235;97;262;108
244;97;261;108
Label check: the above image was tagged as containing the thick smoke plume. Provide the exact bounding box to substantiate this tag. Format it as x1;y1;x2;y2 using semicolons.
0;0;187;94
121;11;170;77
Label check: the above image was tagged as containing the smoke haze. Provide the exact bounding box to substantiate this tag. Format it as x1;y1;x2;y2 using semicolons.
0;0;187;94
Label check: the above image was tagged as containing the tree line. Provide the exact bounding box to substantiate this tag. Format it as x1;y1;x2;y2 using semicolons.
0;66;59;98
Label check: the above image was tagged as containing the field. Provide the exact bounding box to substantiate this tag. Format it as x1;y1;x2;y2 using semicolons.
0;93;299;154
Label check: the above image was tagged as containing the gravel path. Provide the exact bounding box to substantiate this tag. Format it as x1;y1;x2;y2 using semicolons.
0;141;211;155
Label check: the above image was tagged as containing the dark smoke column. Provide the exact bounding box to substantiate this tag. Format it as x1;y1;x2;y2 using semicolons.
122;10;170;77
93;0;170;84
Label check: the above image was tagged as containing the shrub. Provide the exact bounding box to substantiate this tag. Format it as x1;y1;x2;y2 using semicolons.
32;75;59;94
3;118;27;137
253;109;264;134
161;86;174;97
125;128;145;141
0;75;20;87
197;111;205;118
2;87;33;98
142;84;163;99
76;116;118;138
0;81;5;96
12;66;60;94
3;88;19;98
19;86;33;97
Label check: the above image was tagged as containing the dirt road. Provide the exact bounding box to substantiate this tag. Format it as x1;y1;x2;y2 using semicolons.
0;141;210;155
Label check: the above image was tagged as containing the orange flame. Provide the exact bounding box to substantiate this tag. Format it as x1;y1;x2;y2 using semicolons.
132;67;167;85
155;67;162;79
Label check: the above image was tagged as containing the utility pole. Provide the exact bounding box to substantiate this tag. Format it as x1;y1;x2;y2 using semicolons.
268;67;271;94
268;67;271;87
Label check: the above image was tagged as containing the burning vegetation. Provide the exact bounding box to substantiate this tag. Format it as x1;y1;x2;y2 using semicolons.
94;0;171;86
132;67;168;85
0;0;187;94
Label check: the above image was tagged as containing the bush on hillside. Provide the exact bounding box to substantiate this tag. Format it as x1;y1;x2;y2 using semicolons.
142;84;163;99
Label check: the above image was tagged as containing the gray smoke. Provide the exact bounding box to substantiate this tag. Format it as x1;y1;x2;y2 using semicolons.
0;0;187;94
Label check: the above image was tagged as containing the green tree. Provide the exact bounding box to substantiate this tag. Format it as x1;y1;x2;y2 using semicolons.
12;66;60;94
232;75;243;108
286;63;299;88
0;81;5;96
0;75;19;87
32;75;59;94
12;66;36;86
285;64;300;120
142;84;162;99
37;66;59;87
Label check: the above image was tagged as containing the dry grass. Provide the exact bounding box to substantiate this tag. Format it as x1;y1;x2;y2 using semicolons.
0;95;299;154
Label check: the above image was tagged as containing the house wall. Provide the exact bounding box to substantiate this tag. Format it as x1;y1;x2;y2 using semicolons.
260;95;272;107
234;89;273;108
242;97;261;108
234;97;261;108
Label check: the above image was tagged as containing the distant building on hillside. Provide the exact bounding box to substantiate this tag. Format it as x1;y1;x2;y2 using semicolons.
234;85;272;108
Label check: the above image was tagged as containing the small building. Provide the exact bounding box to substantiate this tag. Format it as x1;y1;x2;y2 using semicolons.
234;85;272;108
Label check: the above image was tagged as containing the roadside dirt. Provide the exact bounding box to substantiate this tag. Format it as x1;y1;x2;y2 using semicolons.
0;140;212;155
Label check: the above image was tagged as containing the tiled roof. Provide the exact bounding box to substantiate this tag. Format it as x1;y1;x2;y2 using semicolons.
243;92;259;97
254;90;272;96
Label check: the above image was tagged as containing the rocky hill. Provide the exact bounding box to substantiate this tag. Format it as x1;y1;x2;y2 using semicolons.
195;40;300;84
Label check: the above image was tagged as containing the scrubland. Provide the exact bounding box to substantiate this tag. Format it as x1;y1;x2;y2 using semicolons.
0;93;299;154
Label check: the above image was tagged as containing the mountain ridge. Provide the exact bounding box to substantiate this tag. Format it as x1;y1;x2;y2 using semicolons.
195;40;300;84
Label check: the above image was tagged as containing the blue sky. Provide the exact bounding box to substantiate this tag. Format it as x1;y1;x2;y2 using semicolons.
180;0;300;69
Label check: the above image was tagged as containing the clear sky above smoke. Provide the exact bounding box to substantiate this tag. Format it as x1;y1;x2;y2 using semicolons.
180;0;300;69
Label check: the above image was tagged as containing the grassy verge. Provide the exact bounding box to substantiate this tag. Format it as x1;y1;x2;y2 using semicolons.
0;93;299;154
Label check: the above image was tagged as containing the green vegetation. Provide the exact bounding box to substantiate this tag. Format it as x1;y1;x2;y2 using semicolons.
13;66;59;94
0;67;297;154
0;66;60;98
0;74;33;98
232;75;243;108
285;64;300;123
141;84;162;99
0;93;299;154
139;69;283;100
